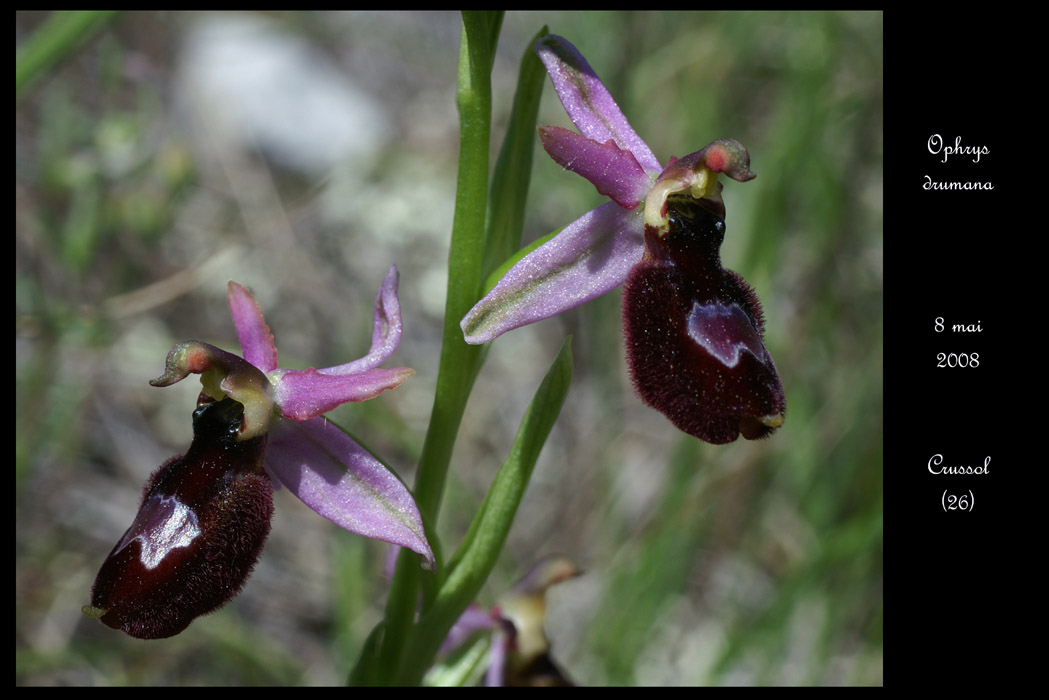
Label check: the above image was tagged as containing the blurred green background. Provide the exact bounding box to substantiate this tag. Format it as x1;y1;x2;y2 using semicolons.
16;11;882;685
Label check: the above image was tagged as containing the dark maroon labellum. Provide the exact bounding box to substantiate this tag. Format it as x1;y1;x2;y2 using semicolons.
87;398;273;639
623;197;786;444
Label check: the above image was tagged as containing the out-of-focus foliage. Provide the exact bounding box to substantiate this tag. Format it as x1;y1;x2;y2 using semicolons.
16;11;881;685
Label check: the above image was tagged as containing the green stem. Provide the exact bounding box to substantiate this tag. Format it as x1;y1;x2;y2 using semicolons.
371;11;503;684
413;11;502;526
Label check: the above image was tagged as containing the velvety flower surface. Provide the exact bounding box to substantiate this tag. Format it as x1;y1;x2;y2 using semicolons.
461;35;785;444
85;267;433;639
86;397;273;639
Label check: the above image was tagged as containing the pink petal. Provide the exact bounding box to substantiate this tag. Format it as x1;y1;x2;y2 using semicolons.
272;366;414;421
461;201;644;344
227;282;279;373
319;265;405;376
538;126;652;210
536;35;662;176
264;417;434;569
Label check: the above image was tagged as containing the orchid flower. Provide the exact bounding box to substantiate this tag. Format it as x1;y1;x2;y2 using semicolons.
436;555;578;687
84;266;434;639
461;35;785;444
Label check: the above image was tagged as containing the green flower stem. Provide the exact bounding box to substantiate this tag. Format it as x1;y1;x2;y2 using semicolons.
362;14;558;686
398;338;574;686
372;11;503;684
414;8;503;545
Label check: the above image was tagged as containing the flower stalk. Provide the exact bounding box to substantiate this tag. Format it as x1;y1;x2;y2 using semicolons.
365;14;566;686
371;11;503;683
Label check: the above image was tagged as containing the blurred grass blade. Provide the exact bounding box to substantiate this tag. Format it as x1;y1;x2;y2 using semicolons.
16;11;118;100
399;337;574;685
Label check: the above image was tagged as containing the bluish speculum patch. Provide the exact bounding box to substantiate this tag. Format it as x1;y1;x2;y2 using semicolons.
686;301;767;369
114;494;202;571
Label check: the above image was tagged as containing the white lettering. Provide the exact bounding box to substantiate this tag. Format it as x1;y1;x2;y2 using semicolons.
928;454;990;475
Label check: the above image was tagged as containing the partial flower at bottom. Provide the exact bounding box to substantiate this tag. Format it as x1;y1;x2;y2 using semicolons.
438;555;579;686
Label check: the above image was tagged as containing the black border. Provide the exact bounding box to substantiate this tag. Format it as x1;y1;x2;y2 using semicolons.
888;12;1025;683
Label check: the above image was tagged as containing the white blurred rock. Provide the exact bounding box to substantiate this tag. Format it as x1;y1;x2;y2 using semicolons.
176;12;388;174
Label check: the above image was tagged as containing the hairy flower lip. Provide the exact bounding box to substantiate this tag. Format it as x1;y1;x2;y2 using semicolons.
625;197;785;443
86;397;274;639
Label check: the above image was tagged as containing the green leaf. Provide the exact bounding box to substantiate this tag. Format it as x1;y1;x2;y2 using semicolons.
482;25;549;281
